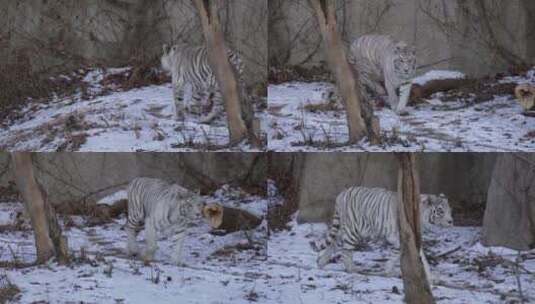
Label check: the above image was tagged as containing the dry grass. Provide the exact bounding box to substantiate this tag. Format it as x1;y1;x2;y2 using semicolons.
303;100;341;113
0;273;20;304
267;158;299;232
0;56;88;127
0;183;20;203
100;64;170;91
268;65;331;84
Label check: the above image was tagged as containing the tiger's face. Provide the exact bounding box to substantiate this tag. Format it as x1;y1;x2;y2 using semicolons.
161;44;187;73
393;42;416;80
181;192;205;220
161;44;174;72
422;194;453;227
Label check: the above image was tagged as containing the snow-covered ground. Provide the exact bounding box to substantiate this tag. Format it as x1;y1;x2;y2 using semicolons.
0;68;266;152
268;214;535;303
0;185;268;304
267;69;535;151
264;182;535;303
2;183;535;303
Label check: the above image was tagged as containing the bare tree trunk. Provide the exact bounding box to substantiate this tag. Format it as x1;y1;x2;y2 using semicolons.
308;0;374;144
11;153;69;264
192;0;247;145
396;153;434;304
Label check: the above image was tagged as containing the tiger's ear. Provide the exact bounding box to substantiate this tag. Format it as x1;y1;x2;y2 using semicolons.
409;45;416;56
163;44;170;54
394;42;408;55
420;194;431;205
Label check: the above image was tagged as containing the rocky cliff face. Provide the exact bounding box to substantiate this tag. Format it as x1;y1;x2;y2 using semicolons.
483;153;535;250
0;0;266;87
0;153;266;204
270;153;495;222
269;0;534;77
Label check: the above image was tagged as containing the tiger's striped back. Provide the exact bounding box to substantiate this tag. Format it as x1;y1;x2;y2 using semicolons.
161;43;246;122
126;177;201;233
312;186;452;253
162;44;244;99
173;45;243;92
312;187;398;252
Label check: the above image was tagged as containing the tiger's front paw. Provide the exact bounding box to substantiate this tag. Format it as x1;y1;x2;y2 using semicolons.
126;243;139;257
142;248;156;263
317;253;331;269
172;256;187;267
344;263;358;273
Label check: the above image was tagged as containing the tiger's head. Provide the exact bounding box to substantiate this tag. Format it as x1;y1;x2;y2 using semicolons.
186;192;206;220
420;193;453;227
161;44;174;72
161;44;188;73
175;188;205;221
392;41;416;81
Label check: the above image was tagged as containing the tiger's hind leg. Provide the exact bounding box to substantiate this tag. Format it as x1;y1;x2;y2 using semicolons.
340;236;359;273
341;249;357;273
317;245;335;269
182;82;194;114
142;218;158;263
126;226;140;257
386;231;400;248
173;85;186;121
199;90;223;124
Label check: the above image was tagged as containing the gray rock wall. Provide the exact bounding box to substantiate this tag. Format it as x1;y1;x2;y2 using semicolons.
0;152;266;204
270;153;496;222
269;0;534;77
0;0;266;87
482;153;535;250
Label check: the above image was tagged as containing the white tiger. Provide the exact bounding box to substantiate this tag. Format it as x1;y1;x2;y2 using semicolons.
125;177;205;265
311;186;452;276
348;35;416;112
161;43;245;123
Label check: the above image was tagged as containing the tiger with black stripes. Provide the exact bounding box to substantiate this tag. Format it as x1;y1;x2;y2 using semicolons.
348;35;416;112
161;43;245;123
311;186;452;276
125;177;205;265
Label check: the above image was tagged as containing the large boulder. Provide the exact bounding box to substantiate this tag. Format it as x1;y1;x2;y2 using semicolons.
482;153;535;250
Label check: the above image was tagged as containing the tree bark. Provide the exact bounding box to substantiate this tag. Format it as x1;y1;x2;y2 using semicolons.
308;0;371;144
192;0;248;145
202;203;262;233
410;79;475;102
11;153;69;264
396;153;434;304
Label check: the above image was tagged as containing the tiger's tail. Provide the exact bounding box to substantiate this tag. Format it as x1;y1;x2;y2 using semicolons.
310;206;341;252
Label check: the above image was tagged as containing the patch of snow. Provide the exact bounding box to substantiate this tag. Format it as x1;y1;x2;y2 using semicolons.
2;186;535;303
97;190;127;206
0;185;269;304
268;214;535;303
267;68;535;151
0;67;264;152
0;203;23;226
412;70;466;86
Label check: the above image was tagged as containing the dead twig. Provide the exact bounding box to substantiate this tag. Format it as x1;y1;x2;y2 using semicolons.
434;246;462;259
